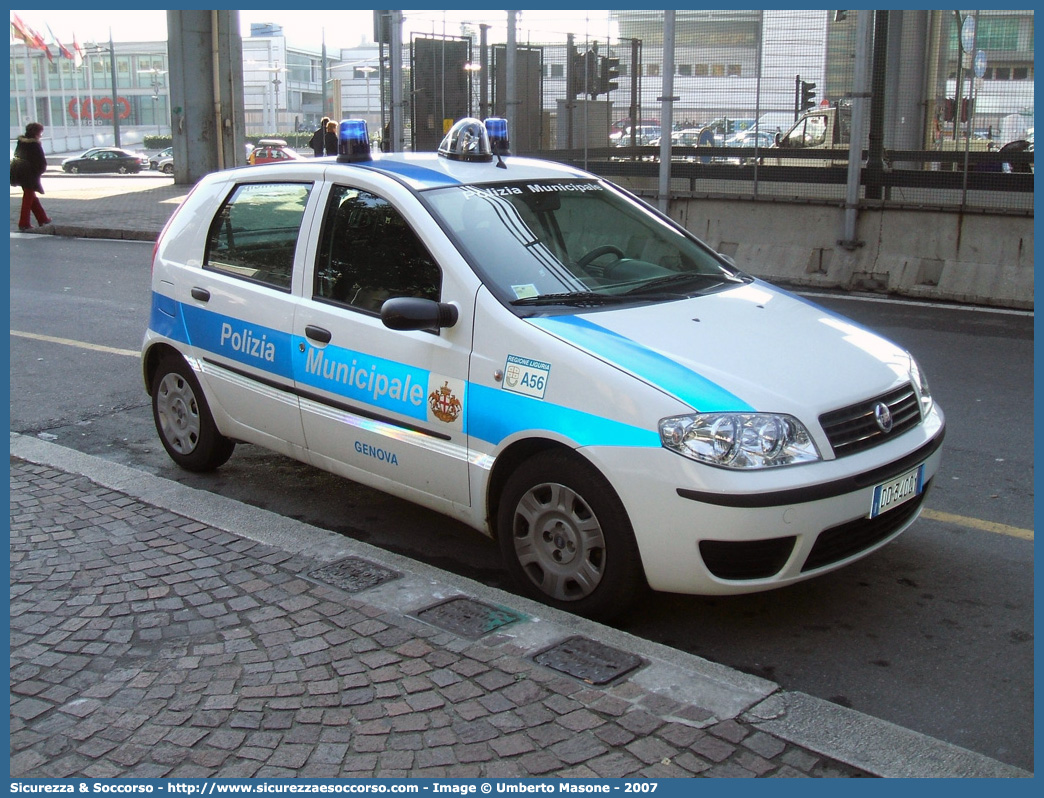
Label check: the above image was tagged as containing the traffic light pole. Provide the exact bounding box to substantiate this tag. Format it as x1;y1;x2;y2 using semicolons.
629;38;640;149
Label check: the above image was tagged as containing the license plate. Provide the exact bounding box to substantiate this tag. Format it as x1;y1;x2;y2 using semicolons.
870;464;925;518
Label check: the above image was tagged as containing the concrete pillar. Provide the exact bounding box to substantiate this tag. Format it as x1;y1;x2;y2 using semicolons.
167;10;245;183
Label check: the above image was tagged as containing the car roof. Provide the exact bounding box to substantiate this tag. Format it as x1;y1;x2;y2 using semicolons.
238;152;594;192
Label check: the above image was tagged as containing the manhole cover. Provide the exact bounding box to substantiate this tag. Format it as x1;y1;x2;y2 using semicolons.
414;597;523;639
533;636;643;685
309;557;400;593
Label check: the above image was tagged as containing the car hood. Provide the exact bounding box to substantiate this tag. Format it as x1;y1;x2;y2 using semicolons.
527;281;915;418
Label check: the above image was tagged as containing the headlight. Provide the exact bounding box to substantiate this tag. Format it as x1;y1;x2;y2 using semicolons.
659;412;821;469
910;358;934;417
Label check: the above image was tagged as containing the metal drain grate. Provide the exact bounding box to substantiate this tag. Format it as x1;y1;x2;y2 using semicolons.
413;597;523;639
532;636;643;685
309;556;401;593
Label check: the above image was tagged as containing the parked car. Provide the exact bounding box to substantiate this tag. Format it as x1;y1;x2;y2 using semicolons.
611;117;659;136
247;139;303;165
142;117;944;620
722;129;777;164
610;125;661;147
61;148;144;174
649;128;703;148
150;146;173;171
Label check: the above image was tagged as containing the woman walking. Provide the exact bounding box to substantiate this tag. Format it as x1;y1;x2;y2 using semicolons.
10;122;52;231
309;116;330;157
324;120;339;157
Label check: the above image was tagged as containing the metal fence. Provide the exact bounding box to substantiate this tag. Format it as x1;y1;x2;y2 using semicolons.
393;10;1033;214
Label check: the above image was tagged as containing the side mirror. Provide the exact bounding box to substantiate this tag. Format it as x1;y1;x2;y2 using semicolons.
774;132;783;147
381;297;458;331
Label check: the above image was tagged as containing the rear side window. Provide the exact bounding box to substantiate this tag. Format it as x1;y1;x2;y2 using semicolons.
313;185;441;314
204;182;312;291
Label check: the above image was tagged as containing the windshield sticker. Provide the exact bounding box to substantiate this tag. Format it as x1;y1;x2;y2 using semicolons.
511;284;539;299
503;355;551;400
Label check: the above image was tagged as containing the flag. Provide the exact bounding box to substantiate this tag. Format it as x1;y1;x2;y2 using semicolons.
47;23;75;62
11;14;52;61
72;33;84;69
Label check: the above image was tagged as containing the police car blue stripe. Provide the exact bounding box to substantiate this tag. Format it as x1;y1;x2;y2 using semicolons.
359;159;463;187
149;292;189;344
468;384;659;449
529;315;753;413
153;294;659;449
180;304;296;381
293;341;433;424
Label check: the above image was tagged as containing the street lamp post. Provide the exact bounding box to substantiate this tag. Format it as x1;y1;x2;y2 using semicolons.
463;63;481;118
357;65;376;117
138;68;167;137
254;62;286;133
84;37;121;148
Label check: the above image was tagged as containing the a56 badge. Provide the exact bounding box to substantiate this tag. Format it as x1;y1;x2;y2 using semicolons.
503;354;551;400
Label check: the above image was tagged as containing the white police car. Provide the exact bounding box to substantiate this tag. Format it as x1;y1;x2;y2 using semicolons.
143;118;944;619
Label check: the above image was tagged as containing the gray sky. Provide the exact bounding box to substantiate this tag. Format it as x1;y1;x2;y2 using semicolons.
12;10;617;51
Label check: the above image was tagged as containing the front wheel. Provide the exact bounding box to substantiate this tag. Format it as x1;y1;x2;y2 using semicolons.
151;355;235;472
497;450;646;620
118;166;129;174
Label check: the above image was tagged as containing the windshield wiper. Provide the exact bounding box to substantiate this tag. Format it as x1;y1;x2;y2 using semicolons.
510;291;633;307
621;271;746;296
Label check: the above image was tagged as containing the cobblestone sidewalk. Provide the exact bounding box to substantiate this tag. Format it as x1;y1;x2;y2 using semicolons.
10;459;869;779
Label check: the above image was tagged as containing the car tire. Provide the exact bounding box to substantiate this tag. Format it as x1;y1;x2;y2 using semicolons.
151;355;235;472
118;166;129;174
161;163;173;175
497;449;647;620
68;165;79;174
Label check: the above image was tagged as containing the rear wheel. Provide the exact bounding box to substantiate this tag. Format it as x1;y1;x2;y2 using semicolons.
151;355;234;472
118;165;129;174
497;450;646;620
161;163;173;175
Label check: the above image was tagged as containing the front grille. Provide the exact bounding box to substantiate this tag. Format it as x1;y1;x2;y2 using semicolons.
820;384;922;458
700;536;796;581
801;480;931;572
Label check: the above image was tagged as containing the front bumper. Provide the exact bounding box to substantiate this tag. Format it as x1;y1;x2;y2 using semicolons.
583;409;945;595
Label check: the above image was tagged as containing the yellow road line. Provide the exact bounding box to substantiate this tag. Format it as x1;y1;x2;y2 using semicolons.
922;509;1033;541
10;330;139;358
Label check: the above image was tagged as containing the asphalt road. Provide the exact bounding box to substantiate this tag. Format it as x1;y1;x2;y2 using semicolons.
8;233;1035;772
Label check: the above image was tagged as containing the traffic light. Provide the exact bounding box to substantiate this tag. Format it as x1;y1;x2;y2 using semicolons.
600;55;621;94
569;48;585;98
800;80;817;112
585;50;599;98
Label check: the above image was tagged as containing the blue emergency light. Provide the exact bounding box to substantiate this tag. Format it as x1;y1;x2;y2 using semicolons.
484;117;510;156
337;119;372;163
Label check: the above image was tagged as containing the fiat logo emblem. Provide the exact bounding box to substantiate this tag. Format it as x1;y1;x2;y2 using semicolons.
874;402;894;433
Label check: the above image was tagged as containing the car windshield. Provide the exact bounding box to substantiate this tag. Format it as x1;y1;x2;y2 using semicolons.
424;179;745;309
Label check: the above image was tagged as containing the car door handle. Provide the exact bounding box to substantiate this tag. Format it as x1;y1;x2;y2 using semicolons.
305;325;332;344
190;287;211;302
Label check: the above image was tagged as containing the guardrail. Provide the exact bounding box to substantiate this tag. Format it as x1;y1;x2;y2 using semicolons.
536;146;1034;213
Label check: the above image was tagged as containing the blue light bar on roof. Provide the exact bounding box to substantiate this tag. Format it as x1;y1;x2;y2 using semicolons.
337;119;372;163
484;117;510;156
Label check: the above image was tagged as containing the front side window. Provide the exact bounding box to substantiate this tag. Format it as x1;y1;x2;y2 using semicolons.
204;182;312;291
782;115;828;148
314;185;441;314
425;179;744;310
